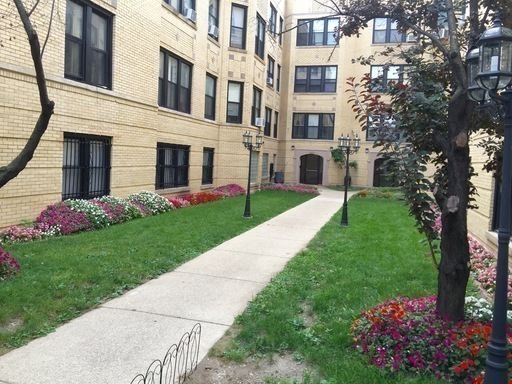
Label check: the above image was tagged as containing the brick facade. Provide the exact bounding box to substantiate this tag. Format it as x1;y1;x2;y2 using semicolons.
0;0;499;258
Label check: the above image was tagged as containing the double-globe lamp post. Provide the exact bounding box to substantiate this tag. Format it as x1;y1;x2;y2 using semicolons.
338;133;360;226
467;15;512;384
242;130;263;218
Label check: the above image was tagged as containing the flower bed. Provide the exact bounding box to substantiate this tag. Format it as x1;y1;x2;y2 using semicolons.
260;182;320;195
351;296;512;383
0;248;20;280
0;185;246;246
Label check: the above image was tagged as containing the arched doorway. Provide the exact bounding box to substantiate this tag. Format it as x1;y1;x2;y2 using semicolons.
300;154;323;185
373;158;399;187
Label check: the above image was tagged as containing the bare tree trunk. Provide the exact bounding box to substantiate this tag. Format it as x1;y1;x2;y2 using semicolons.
0;0;55;189
436;94;472;321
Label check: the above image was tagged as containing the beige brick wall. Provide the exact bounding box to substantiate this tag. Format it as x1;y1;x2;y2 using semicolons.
0;0;498;252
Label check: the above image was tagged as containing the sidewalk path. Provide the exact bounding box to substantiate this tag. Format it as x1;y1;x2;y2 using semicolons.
0;188;352;384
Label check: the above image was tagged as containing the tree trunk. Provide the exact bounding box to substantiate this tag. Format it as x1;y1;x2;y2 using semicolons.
0;0;55;189
436;94;472;321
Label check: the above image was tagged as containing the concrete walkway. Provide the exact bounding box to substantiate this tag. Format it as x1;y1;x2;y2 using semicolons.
0;188;352;384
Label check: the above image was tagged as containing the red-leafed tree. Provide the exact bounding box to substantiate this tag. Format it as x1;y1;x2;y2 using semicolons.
320;0;510;321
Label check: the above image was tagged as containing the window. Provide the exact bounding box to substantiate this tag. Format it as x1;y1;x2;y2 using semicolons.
262;153;269;179
292;113;334;140
294;66;337;92
279;17;283;45
264;107;272;136
164;0;196;19
252;87;262;126
273;111;278;138
65;0;112;88
255;14;266;59
366;113;405;141
296;18;338;46
156;143;190;189
208;0;219;38
159;49;192;113
370;65;407;92
269;4;277;37
267;56;275;87
250;151;258;183
62;133;111;200
227;81;243;123
230;4;247;49
205;74;216;120
276;64;281;92
373;18;405;44
202;148;214;185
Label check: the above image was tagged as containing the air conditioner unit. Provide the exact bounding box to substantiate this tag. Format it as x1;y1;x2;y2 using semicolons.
185;8;197;22
266;77;273;86
208;24;219;38
255;117;265;127
406;33;417;43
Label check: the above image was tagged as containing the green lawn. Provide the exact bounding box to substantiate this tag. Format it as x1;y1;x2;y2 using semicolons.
0;191;314;353
222;196;447;384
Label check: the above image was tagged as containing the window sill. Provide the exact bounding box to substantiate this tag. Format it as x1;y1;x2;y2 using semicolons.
228;47;248;54
201;184;214;190
486;230;512;252
156;186;190;194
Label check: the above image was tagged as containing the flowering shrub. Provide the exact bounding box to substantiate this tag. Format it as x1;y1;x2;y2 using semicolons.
34;203;90;235
0;183;294;244
0;248;20;280
95;196;142;223
168;197;191;209
180;191;224;205
261;183;320;195
213;184;246;197
64;199;111;229
351;296;512;383
126;191;174;216
0;225;45;244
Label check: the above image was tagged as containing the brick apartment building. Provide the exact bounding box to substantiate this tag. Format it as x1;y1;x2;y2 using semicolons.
0;0;502;256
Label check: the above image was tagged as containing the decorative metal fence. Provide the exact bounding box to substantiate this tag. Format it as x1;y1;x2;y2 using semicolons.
130;323;201;384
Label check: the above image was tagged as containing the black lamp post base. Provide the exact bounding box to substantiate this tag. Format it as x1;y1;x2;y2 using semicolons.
340;203;348;226
243;197;251;218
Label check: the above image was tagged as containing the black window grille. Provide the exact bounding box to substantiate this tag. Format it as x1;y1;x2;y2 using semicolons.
156;143;190;189
62;133;111;200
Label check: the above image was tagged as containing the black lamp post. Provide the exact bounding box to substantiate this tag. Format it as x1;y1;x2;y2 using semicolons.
338;133;360;226
467;16;512;384
242;130;263;218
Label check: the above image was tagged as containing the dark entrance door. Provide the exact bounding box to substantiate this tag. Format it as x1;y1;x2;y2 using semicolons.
300;154;323;185
373;158;399;187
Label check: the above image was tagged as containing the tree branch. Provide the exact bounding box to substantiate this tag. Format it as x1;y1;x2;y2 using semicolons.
0;0;55;189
